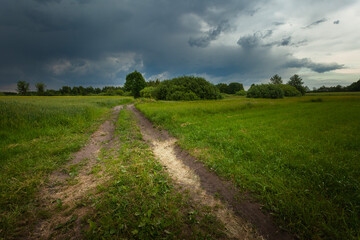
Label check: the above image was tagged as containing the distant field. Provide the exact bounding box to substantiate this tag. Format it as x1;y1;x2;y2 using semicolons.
136;95;360;239
306;91;360;96
0;96;132;236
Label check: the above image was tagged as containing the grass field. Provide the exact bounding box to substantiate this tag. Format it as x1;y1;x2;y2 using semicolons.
136;95;360;239
0;96;132;237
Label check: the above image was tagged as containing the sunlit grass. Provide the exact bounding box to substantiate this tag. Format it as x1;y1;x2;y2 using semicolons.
0;96;132;238
136;95;360;239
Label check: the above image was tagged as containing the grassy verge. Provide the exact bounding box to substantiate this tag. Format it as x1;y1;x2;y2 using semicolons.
0;96;132;238
136;96;360;239
84;108;225;239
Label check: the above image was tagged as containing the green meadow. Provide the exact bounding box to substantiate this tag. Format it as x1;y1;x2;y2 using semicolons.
136;95;360;239
0;96;132;236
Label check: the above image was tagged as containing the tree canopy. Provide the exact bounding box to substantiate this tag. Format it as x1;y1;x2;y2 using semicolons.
288;74;306;95
270;74;283;84
125;71;146;98
17;81;29;95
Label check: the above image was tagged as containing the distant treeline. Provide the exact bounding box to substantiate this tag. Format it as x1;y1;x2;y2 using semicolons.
2;75;359;98
312;80;360;92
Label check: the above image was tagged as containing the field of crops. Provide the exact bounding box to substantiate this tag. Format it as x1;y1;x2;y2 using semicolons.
136;95;360;239
0;96;132;236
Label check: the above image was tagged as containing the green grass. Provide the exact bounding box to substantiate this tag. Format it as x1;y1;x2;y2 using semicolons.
0;96;132;238
306;92;360;96
136;96;360;240
85;108;225;239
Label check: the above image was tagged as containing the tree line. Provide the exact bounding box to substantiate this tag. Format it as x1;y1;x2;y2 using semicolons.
312;80;360;92
9;72;360;98
14;81;127;96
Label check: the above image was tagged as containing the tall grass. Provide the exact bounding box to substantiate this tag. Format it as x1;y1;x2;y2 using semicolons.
0;96;132;238
136;96;360;239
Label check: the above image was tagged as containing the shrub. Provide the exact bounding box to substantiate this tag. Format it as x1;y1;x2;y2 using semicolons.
278;84;301;97
235;90;247;96
154;76;222;101
247;84;284;99
140;87;156;98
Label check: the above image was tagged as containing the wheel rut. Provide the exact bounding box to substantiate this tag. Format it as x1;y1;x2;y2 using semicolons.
27;105;123;240
129;104;294;240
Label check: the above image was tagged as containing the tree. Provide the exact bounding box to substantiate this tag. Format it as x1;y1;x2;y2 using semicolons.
288;74;305;95
216;83;229;93
17;81;29;95
227;82;244;94
60;86;72;95
125;71;146;98
35;82;46;96
270;74;283;84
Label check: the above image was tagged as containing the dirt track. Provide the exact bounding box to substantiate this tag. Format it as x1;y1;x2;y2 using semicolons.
26;104;293;240
129;104;293;240
27;106;123;239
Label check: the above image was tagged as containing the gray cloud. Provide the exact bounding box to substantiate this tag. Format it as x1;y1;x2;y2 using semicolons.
0;0;355;91
237;30;273;49
285;58;345;73
303;18;327;28
333;20;340;24
188;21;230;48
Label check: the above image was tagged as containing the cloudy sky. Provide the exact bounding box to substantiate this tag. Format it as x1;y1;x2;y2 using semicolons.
1;0;359;91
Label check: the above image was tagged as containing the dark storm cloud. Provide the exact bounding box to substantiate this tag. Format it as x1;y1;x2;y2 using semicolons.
0;0;263;90
285;58;344;73
303;18;327;28
237;30;272;49
188;21;230;48
0;0;352;91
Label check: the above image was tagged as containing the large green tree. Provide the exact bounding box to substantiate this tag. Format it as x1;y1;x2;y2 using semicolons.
17;81;29;95
35;82;46;96
125;71;146;98
270;74;283;84
227;82;244;94
288;74;306;95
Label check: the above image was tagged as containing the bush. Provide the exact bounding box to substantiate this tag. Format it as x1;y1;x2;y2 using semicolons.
247;84;284;99
235;90;247;96
278;84;301;97
140;87;156;98
154;76;222;101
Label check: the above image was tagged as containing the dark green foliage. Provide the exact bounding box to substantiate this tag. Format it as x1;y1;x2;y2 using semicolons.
347;79;360;91
288;74;306;95
247;84;284;98
60;86;72;95
155;76;222;101
125;71;146;98
216;82;244;94
16;81;29;95
227;82;244;94
278;84;301;97
35;83;46;96
215;83;229;93
269;74;283;84
147;79;161;87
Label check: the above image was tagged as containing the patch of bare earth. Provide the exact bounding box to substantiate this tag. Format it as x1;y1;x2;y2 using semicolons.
26;105;123;240
129;105;294;240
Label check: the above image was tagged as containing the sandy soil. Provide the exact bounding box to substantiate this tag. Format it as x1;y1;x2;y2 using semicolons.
27;105;123;240
129;104;294;240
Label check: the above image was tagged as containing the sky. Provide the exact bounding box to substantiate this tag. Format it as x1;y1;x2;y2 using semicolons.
1;0;360;91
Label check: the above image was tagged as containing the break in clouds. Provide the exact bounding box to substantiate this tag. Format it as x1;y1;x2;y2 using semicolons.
0;0;359;91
